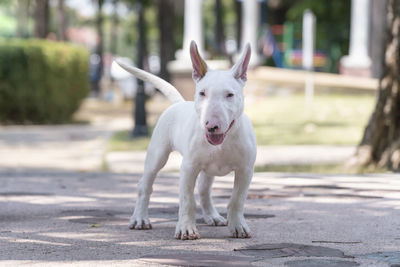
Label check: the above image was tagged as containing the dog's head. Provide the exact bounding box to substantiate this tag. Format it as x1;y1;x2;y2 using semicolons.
190;41;251;146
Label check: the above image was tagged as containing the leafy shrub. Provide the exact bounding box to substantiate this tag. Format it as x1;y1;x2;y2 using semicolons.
0;39;89;124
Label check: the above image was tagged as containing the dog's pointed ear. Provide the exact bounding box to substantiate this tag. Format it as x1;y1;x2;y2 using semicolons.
231;43;251;82
190;41;208;82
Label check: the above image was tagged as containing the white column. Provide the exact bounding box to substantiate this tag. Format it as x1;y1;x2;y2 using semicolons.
181;0;203;59
341;0;371;68
241;0;260;66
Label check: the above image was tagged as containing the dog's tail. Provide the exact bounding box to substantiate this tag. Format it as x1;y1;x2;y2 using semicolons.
115;60;184;104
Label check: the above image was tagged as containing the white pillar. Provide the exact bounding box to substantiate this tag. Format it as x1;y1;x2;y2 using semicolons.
181;0;203;60
302;9;315;71
241;0;260;66
302;9;316;107
341;0;371;68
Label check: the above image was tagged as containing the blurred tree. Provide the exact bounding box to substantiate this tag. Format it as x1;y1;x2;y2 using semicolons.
132;0;149;137
351;0;400;171
235;0;241;51
34;0;49;38
16;0;31;38
92;0;104;96
110;0;119;55
57;0;66;41
370;0;388;79
214;0;226;55
157;0;174;82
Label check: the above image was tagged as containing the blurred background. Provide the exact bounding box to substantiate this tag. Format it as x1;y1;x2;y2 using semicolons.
0;0;394;173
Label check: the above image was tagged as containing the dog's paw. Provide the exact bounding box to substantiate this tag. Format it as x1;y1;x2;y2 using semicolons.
175;223;200;240
129;216;152;230
228;217;251;238
203;213;228;226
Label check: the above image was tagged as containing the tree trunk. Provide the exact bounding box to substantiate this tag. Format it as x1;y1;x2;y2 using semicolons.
57;0;67;41
34;0;49;39
92;0;104;95
235;0;242;51
214;0;226;55
157;0;175;82
351;0;400;170
16;0;31;38
110;0;119;55
132;1;149;137
370;0;388;79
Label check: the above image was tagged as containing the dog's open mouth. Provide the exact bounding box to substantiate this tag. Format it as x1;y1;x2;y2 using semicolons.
206;120;235;146
206;133;225;145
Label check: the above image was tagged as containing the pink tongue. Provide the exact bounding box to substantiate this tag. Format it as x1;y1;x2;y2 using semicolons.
207;133;225;145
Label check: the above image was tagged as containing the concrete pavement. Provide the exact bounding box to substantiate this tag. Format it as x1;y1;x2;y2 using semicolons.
1;168;400;266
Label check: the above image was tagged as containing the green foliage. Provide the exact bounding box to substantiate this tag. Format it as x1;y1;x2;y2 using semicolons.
0;39;89;124
286;0;351;72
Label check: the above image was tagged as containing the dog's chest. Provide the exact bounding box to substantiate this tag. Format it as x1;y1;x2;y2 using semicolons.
199;147;239;176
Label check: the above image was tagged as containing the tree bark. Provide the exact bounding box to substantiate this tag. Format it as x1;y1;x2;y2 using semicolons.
132;1;149;137
235;0;242;51
110;0;119;55
57;0;67;41
351;0;400;170
214;0;226;55
34;0;49;39
370;0;388;79
16;0;31;38
94;0;104;93
157;0;175;82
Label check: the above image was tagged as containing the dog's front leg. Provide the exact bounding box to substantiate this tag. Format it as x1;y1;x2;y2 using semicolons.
175;162;200;240
198;172;227;226
227;168;253;238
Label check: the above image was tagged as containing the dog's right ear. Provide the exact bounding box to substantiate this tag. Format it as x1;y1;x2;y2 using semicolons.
231;43;251;83
190;41;208;82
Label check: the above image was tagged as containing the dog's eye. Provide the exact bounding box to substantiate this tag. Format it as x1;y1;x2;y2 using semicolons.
227;93;234;98
199;91;206;96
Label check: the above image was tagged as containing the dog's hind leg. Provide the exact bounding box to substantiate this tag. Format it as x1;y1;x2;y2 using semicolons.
129;141;171;230
198;172;227;226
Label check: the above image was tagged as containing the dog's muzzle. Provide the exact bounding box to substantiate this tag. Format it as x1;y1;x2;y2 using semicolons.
206;120;235;145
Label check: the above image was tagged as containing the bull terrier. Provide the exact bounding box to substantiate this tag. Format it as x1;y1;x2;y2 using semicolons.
116;41;256;240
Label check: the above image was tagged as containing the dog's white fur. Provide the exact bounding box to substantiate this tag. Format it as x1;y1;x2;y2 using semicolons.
116;41;256;240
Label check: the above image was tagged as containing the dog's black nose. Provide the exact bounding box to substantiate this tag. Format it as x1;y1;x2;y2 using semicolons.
207;125;219;133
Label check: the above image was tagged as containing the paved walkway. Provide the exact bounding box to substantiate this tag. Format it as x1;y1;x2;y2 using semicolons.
1;168;399;266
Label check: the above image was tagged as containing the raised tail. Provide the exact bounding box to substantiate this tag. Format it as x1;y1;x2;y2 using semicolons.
114;59;184;104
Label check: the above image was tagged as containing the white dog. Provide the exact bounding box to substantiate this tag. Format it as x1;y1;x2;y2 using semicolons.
116;41;256;240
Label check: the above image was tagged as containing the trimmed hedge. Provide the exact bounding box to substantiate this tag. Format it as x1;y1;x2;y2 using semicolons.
0;39;89;124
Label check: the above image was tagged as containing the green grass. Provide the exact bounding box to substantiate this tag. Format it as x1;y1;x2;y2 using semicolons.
108;93;375;151
246;93;374;146
107;129;152;151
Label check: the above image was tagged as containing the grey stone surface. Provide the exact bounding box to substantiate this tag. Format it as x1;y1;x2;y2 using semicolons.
1;169;400;266
138;253;254;267
285;259;360;267
361;251;400;265
235;243;345;258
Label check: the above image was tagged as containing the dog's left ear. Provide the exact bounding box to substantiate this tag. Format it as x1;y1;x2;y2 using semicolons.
231;43;251;82
190;41;208;82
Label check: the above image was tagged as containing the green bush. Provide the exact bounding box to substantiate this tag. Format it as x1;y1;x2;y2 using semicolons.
0;39;89;124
